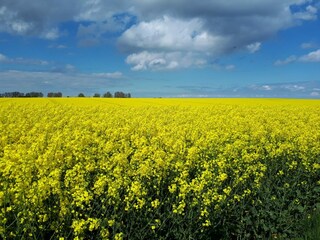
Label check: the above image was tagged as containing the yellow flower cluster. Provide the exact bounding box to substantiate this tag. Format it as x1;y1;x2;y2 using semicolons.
0;98;320;239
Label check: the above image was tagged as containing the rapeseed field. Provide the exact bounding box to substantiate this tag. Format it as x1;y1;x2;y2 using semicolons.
1;98;320;239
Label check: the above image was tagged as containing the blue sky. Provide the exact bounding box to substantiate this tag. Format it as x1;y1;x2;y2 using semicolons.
0;0;320;98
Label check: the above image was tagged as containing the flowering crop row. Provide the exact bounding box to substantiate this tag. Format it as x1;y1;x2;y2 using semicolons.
0;98;320;239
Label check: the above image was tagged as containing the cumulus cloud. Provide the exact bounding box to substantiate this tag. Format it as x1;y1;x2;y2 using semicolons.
0;70;126;95
0;1;79;38
310;91;320;96
93;71;123;78
0;53;8;62
0;1;317;39
0;0;319;70
0;53;49;66
171;81;320;98
275;49;320;65
0;53;79;76
212;63;236;71
283;84;305;91
225;65;236;71
299;49;320;62
50;64;76;73
78;14;132;35
119;0;317;70
274;55;297;66
15;58;49;66
301;42;317;49
41;28;60;40
0;0;130;39
77;14;134;46
261;85;273;91
243;81;320;98
293;5;318;20
48;44;67;49
119;16;227;54
126;51;207;71
246;42;262;53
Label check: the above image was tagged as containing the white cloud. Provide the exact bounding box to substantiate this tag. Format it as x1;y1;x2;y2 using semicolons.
246;42;261;53
51;64;76;73
310;91;320;96
93;71;123;78
213;63;236;71
78;15;132;35
10;21;33;34
246;81;316;97
250;85;273;91
299;49;320;62
77;14;133;46
57;45;67;49
0;0;319;71
275;49;320;65
0;53;49;66
0;53;8;62
173;81;320;98
126;51;207;71
0;70;126;95
274;55;297;66
41;28;60;40
0;0;317;40
225;65;235;71
261;85;272;91
284;84;305;91
293;5;318;20
118;1;316;70
119;16;226;54
65;64;76;71
119;15;231;70
19;59;49;66
0;2;77;37
301;42;317;49
74;0;122;21
49;44;67;49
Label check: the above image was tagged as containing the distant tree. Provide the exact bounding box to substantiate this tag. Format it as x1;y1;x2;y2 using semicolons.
103;92;113;98
114;91;131;98
25;92;44;97
78;93;85;97
114;91;125;98
4;92;24;97
93;93;101;98
47;92;63;97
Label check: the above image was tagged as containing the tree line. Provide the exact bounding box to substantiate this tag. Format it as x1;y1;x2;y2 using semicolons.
81;91;131;98
0;92;45;98
0;91;131;98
